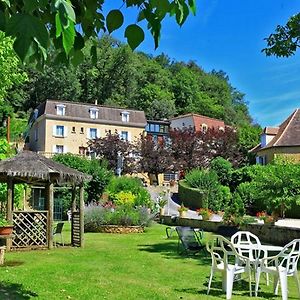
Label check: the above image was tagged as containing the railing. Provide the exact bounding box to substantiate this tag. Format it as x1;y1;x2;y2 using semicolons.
12;211;48;249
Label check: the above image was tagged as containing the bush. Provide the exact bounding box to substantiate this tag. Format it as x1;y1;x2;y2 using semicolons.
223;192;245;226
115;191;136;206
178;180;205;209
235;182;266;214
106;176;152;209
84;203;152;230
52;154;113;204
229;164;264;191
210;157;232;186
184;169;231;211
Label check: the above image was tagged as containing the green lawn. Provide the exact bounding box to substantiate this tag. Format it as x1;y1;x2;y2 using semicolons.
0;223;298;299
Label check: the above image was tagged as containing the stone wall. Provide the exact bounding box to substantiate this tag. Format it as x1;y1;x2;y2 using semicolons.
160;216;300;246
86;225;144;234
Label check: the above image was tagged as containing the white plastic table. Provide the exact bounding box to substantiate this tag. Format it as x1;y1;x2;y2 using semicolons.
234;244;283;255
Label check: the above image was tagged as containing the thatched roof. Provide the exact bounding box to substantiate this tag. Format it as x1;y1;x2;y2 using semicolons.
0;151;91;185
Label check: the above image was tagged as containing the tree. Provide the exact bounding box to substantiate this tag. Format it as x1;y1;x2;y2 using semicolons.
133;83;176;119
0;32;27;100
263;13;300;57
169;127;246;171
52;153;112;203
136;135;173;184
0;0;196;65
88;132;135;174
0;32;27;128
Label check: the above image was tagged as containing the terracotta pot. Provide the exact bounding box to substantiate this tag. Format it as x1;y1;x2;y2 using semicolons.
179;211;186;218
0;225;13;235
201;215;210;221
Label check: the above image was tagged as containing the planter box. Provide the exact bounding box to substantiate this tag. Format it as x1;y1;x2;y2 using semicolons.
0;225;13;236
86;225;144;234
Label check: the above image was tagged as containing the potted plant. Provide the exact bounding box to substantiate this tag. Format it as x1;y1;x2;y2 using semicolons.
197;208;213;221
178;204;188;218
158;198;167;215
256;211;275;225
0;214;13;235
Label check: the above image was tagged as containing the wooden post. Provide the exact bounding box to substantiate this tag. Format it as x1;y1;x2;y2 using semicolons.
46;182;54;249
6;177;13;250
71;186;76;246
79;184;84;248
71;186;76;213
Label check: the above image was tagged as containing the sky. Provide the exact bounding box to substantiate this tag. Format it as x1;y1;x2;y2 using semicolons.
103;1;300;127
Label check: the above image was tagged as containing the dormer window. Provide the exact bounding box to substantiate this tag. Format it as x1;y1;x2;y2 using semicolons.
121;111;130;122
219;126;224;131
201;123;208;133
89;108;99;119
56;104;66;116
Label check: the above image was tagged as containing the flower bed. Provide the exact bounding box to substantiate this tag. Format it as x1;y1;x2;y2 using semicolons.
84;202;152;233
91;225;144;234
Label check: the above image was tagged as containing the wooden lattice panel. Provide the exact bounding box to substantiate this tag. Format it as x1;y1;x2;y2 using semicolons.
12;211;48;249
72;212;81;247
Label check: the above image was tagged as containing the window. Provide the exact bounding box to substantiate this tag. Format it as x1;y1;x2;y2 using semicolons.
121;111;130;122
72;126;76;133
219;126;225;131
159;125;165;133
146;124;150;131
120;131;128;141
149;124;155;132
89;108;99;119
80;127;84;134
55;145;64;153
201;124;208;133
79;147;86;155
56;104;66;116
89;128;97;139
256;156;266;165
55;125;64;137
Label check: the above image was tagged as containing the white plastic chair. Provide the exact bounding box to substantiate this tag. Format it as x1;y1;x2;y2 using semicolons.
206;235;252;299
255;239;300;300
231;231;268;285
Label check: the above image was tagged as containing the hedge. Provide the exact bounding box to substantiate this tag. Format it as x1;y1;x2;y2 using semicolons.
178;180;205;209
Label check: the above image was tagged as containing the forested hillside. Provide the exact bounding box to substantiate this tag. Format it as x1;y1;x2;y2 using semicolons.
2;35;260;150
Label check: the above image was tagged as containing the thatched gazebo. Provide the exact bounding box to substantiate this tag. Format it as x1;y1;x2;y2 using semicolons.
0;150;91;250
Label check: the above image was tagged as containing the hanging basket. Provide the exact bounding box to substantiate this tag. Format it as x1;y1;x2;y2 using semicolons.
0;225;13;236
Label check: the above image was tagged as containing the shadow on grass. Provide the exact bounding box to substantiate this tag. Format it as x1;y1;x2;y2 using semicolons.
176;278;291;299
0;281;38;299
1;260;24;267
138;241;210;263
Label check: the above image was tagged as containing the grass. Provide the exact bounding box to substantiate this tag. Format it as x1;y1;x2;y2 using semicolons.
0;223;299;299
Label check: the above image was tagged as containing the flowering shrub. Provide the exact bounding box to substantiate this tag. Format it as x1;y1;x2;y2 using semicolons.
256;211;274;224
115;191;136;206
197;208;213;221
106;176;152;209
84;203;152;231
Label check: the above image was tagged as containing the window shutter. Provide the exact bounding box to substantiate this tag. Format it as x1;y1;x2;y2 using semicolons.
64;126;68;137
128;132;131;142
87;128;90;139
53;125;57;136
64;146;67;153
96;128;100;138
52;145;56;153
